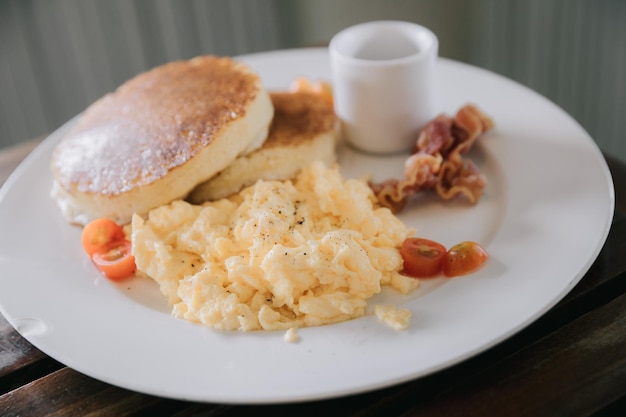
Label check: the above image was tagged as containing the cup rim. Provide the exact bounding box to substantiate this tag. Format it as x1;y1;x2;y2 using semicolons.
329;20;438;66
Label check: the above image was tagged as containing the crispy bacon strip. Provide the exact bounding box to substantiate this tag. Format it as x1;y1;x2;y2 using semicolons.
370;104;494;212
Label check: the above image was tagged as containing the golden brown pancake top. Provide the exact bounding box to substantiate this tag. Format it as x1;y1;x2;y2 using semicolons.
52;56;261;195
264;92;336;149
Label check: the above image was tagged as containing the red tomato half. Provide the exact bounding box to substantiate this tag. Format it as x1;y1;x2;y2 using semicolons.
400;238;447;278
443;241;488;277
81;218;125;257
92;239;136;281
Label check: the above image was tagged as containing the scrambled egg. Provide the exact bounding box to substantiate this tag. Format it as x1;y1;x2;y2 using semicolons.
374;305;412;331
131;162;418;331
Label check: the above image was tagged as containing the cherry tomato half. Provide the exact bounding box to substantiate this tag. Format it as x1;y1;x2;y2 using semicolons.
81;218;125;257
91;239;136;281
443;241;488;277
400;238;447;278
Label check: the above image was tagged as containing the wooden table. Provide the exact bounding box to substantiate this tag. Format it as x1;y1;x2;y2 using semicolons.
1;139;625;417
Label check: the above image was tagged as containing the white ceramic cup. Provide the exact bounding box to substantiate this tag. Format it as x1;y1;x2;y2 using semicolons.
329;21;441;154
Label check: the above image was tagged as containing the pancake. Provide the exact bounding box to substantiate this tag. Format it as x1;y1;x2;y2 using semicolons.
51;55;273;225
188;91;338;203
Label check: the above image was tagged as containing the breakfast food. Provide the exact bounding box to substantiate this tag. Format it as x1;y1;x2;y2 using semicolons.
81;218;136;280
399;237;488;278
51;56;274;226
370;104;494;212
60;55;492;336
374;305;411;331
131;162;419;331
188;90;338;203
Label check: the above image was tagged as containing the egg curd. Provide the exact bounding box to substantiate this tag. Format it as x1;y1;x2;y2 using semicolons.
131;162;418;332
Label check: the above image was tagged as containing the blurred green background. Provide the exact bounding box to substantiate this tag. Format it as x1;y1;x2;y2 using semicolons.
1;0;624;160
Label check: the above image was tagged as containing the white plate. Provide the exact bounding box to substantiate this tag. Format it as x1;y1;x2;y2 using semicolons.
0;48;614;404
